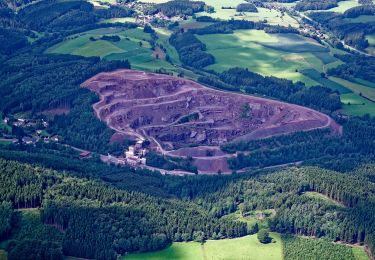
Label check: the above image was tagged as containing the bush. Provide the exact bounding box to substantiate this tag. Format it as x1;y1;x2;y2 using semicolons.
257;229;271;244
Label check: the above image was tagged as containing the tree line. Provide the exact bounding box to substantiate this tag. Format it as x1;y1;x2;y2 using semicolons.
199;67;341;112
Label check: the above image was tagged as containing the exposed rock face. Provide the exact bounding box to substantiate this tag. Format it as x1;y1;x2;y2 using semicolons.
82;69;338;173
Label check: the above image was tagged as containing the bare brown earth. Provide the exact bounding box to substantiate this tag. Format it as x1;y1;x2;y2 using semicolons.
82;69;340;174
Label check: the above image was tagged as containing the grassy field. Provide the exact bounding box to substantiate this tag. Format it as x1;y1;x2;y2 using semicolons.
366;34;375;55
124;233;283;260
302;191;344;207
46;27;178;72
353;77;375;89
341;93;375;116
196;1;298;27
222;209;274;230
343;15;375;24
99;17;137;24
0;250;6;260
198;30;338;86
329;77;375;101
352;246;370;260
301;69;351;93
325;0;359;13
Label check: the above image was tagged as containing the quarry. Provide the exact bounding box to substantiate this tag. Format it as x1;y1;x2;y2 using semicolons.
83;69;338;174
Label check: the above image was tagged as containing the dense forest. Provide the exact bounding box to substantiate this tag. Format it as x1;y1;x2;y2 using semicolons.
169;31;215;68
145;0;212;17
236;3;258;12
295;0;338;11
17;1;133;32
225;116;375;171
0;52;131;153
283;235;357;260
1;158;375;259
328;54;375;83
0;159;246;259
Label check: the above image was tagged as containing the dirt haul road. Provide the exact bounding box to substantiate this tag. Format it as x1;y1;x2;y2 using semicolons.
82;69;341;174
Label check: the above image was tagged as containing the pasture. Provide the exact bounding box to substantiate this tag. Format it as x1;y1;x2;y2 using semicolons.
344;15;375;24
196;1;298;27
198;30;337;86
46;28;177;72
325;0;359;13
0;250;6;260
99;17;137;24
301;69;350;93
341;93;375;116
124;233;283;260
329;77;375;102
366;34;375;55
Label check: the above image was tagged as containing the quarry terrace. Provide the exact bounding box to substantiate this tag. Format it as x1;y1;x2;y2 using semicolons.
82;69;340;174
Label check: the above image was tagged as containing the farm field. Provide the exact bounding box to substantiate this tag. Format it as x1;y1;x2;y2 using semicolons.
301;69;350;93
340;93;375;116
366;34;375;55
329;77;375;102
0;250;6;260
124;233;283;260
343;15;375;24
196;1;298;27
46;28;176;72
324;0;359;13
99;17;137;24
198;30;337;86
354;77;375;89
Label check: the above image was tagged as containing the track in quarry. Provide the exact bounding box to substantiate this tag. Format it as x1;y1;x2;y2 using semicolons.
82;69;341;174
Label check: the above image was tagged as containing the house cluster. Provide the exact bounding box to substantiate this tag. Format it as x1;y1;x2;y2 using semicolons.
7;117;48;129
21;133;59;145
135;12;181;27
2;116;59;145
124;140;147;166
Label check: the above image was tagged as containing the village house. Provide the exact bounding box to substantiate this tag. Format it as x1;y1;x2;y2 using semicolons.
22;136;37;145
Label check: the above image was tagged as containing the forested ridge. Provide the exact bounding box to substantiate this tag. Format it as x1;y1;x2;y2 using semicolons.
224;116;375;171
0;159;246;259
1;159;375;259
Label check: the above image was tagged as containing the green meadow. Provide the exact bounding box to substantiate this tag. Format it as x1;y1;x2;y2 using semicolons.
301;69;350;93
124;233;283;260
46;27;177;72
366;34;375;55
222;209;275;230
330;77;375;101
302;191;344;207
324;0;359;13
344;15;375;24
0;250;6;260
341;93;375;116
198;30;338;86
196;0;298;27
